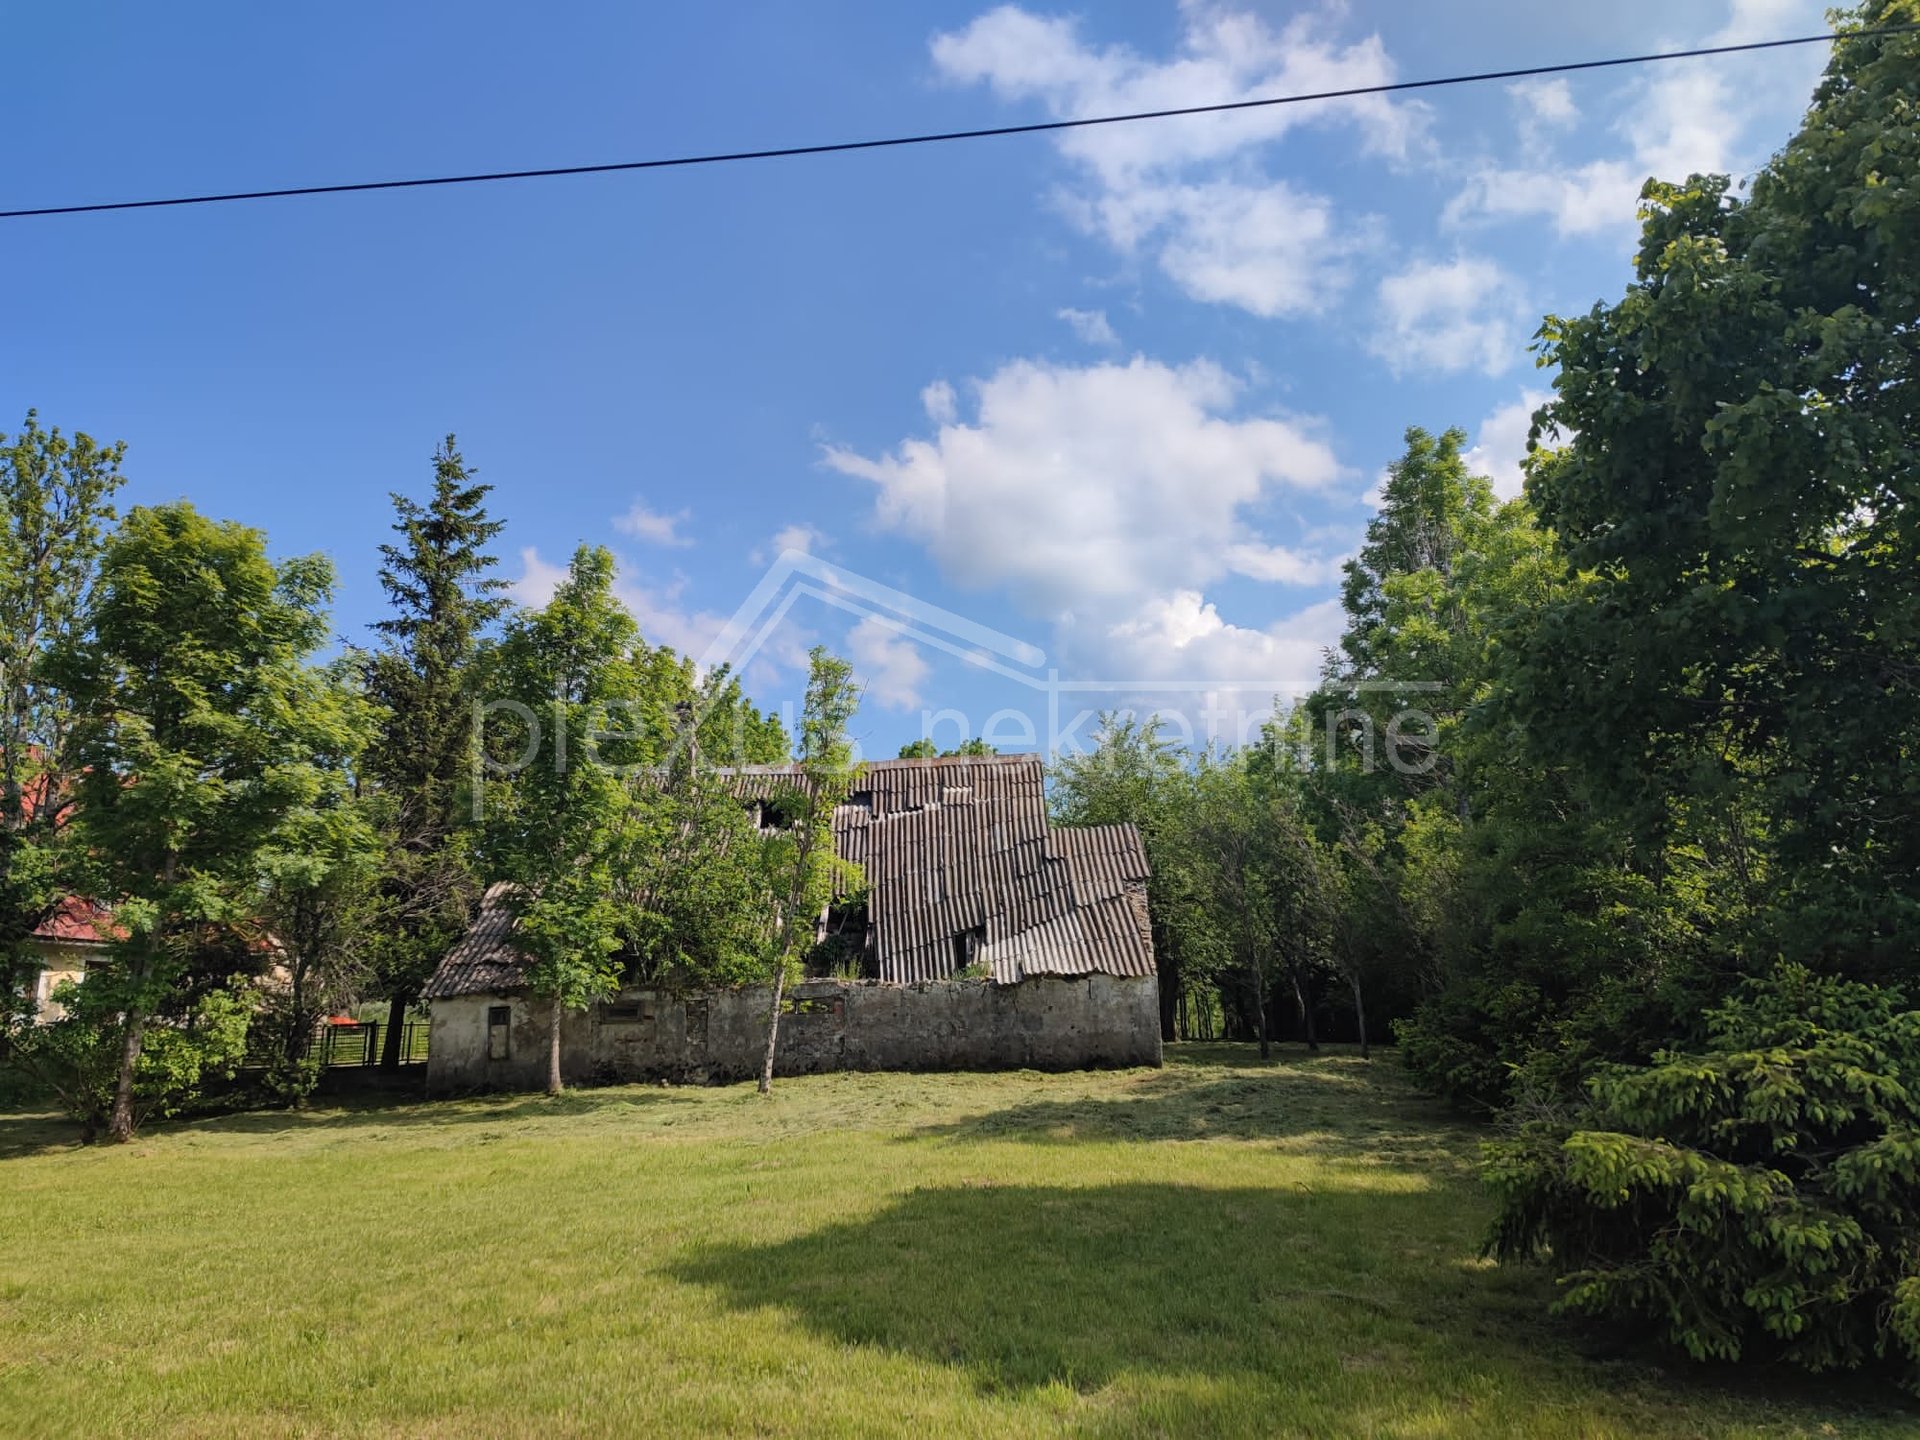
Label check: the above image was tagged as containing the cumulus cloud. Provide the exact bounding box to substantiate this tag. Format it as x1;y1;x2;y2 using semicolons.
510;546;729;659
847;615;930;711
510;545;569;608
1509;77;1577;131
1223;541;1343;586
822;355;1341;617
613;500;693;547
752;522;829;567
1449;0;1829;236
1099;592;1343;690
1369;257;1530;377
931;4;1416;317
1465;387;1553;499
823;353;1356;706
1057;306;1119;346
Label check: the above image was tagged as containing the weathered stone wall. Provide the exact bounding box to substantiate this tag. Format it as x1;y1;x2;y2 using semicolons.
427;974;1162;1092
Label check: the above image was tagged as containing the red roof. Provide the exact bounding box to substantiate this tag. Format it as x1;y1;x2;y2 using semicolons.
31;896;122;946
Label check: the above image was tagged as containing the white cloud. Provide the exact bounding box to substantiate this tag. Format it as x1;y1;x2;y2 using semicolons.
1099;591;1343;689
1448;1;1829;236
1369;257;1530;377
1465;387;1553;500
1143;180;1364;319
921;379;958;426
823;355;1342;618
1057;306;1119;346
846;615;930;711
1223;541;1343;586
509;546;728;660
752;522;829;567
613;500;692;547
1509;77;1577;130
510;545;569;607
931;5;1416;317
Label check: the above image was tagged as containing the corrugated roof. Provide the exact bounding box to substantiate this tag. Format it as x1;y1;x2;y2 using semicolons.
421;755;1155;997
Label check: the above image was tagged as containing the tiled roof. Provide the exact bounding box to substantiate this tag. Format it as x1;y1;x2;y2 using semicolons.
421;755;1155;998
30;896;121;946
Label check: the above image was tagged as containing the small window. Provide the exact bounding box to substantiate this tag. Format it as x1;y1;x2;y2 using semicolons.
599;1002;642;1024
486;1004;511;1061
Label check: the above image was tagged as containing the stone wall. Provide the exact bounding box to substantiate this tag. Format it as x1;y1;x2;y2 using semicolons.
427;973;1162;1092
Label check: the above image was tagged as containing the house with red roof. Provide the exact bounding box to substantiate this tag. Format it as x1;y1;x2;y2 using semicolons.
22;896;121;1021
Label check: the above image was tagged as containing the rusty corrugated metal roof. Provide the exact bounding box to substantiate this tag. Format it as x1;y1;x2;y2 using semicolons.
421;755;1156;997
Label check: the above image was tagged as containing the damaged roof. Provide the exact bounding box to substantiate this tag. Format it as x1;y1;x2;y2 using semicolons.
422;754;1154;998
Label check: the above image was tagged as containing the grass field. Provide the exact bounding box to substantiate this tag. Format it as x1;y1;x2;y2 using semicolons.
0;1047;1910;1438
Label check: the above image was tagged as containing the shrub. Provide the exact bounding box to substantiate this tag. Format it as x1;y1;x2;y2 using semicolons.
1483;964;1920;1387
7;977;253;1140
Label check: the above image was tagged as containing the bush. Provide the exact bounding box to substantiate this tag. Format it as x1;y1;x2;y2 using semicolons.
1482;965;1920;1386
7;977;253;1139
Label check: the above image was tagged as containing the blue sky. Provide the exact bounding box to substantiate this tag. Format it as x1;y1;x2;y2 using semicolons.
3;1;1834;757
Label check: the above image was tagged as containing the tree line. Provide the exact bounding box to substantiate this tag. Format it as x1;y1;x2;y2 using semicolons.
1;433;859;1138
1055;5;1920;1388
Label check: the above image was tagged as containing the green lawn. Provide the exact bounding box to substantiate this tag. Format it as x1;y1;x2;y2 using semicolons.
0;1047;1909;1438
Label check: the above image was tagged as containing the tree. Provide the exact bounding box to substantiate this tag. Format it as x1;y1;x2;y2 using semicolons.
1051;715;1206;1041
51;503;351;1141
758;647;860;1095
1485;965;1920;1386
1518;7;1920;982
481;546;643;1095
623;678;780;990
361;435;508;1067
256;662;383;1102
0;414;124;1012
896;737;995;758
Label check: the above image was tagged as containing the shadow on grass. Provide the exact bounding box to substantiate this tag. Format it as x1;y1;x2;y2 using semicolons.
676;1181;1415;1397
911;1046;1474;1162
672;1179;1919;1431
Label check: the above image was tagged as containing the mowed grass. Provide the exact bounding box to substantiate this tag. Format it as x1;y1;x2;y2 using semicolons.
0;1048;1910;1438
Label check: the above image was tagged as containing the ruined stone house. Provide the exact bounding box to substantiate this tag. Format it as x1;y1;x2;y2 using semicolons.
423;753;1162;1090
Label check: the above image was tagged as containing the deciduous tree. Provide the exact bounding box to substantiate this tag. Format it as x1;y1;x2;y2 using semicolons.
52;503;351;1141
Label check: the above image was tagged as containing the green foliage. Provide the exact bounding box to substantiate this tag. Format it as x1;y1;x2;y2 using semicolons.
50;501;351;1139
1518;4;1920;977
481;547;643;1088
758;646;861;1092
896;736;994;758
0;412;124;1005
255;671;384;1098
359;436;508;1042
1485;966;1920;1387
1051;715;1205;1035
11;972;253;1139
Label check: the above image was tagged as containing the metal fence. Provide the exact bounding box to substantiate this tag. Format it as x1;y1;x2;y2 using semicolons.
313;1020;429;1067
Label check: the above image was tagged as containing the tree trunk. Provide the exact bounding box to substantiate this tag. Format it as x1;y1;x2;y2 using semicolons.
380;992;409;1069
1157;947;1178;1043
1294;970;1319;1052
1254;973;1270;1061
546;1001;563;1096
758;964;787;1095
1348;970;1370;1061
106;1009;147;1143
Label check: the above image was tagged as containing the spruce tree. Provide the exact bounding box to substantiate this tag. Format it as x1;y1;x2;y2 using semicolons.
362;435;508;1066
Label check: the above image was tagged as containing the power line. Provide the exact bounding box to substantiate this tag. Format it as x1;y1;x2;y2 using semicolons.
4;23;1914;222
